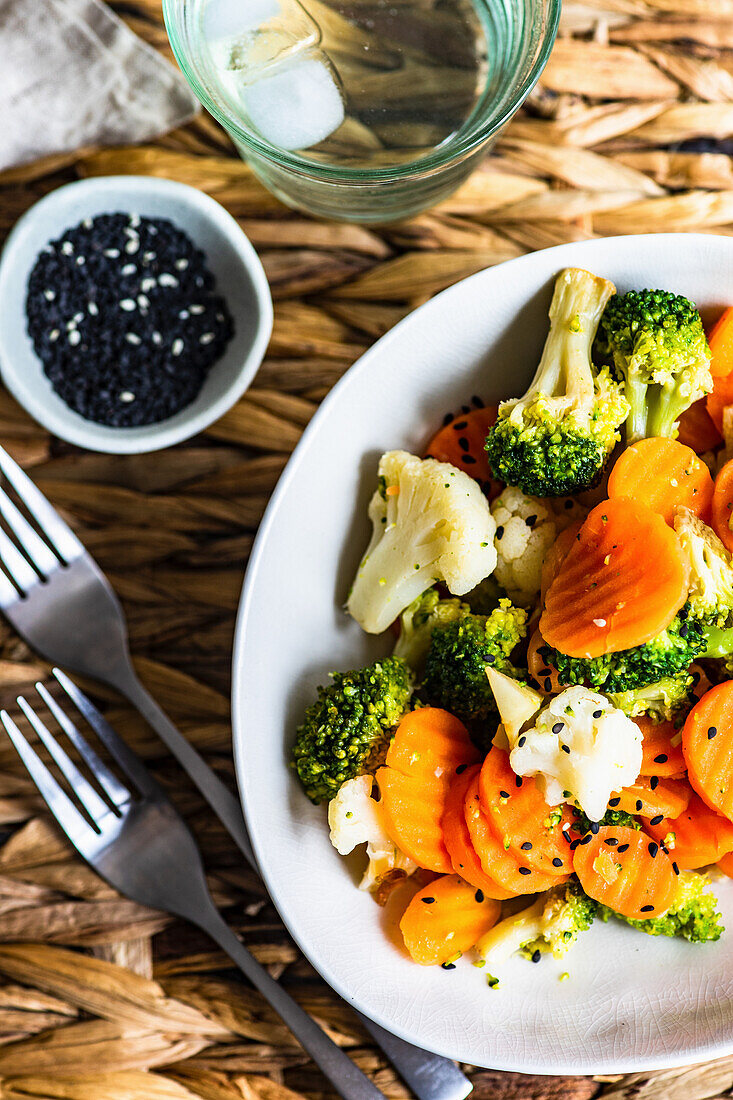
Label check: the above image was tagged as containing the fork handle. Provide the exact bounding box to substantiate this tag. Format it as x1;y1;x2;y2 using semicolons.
114;669;472;1100
194;904;386;1100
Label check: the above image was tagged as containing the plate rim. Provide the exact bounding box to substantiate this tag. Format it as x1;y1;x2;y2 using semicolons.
232;232;733;1074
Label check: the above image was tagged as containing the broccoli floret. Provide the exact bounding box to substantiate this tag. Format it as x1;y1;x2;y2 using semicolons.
597;289;712;442
673;511;733;669
599;871;723;943
520;882;598;960
463;574;507;616
544;608;705;694
485;268;628;497
292;657;413;803
422;600;528;721
571;807;640;833
393;588;469;675
347;451;497;635
608;672;694;722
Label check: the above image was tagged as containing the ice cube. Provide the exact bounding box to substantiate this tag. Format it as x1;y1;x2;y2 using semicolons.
240;51;345;151
202;0;282;42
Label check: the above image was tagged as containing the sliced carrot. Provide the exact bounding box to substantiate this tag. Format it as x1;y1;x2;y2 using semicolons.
607;439;714;527
540;497;689;658
709;307;733;378
399;872;501;965
718;850;733;878
573;825;677;920
424;405;500;498
478;747;573;876
463;773;562;895
677;398;722;454
540;521;583;605
527;627;562;694
442;766;516;899
610;776;692;821
647;793;733;869
385;708;479;783
637;716;686;778
681;681;733;821
711;458;733;556
378;709;480;873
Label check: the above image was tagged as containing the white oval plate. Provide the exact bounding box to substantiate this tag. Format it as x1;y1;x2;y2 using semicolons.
233;234;733;1074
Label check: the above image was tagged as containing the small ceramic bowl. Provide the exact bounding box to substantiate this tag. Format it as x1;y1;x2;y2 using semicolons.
0;175;273;454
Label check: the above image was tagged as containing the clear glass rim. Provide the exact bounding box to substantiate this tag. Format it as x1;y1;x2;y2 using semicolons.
163;0;561;183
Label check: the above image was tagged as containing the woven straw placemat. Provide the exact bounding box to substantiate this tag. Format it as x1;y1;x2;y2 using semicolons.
0;1;731;1097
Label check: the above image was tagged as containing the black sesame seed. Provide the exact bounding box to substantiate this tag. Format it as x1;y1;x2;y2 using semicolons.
525;515;537;527
648;842;659;858
452;420;468;431
544;678;553;692
471;395;484;408
516;775;523;788
552;857;563;867
456;763;468;774
518;736;526;747
672;861;679;875
552;722;563;734
640;905;654;913
518;866;531;875
590;821;599;834
441;962;456;970
564;499;574;509
462;454;477;465
561;744;571;754
539;667;552;677
650;776;659;790
650;814;664;826
499;790;510;799
608;797;621;807
618;843;630;853
531;949;541;963
604;838;619;846
422;896;436;904
592;709;603;719
654;754;668;764
708;726;718;740
580;833;593;845
458;436;470;452
475;889;484;903
496;526;504;540
442;411;454;426
569;838;581;850
635;800;643;811
521;841;533;851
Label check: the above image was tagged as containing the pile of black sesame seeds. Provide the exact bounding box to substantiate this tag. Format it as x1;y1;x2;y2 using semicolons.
26;213;234;427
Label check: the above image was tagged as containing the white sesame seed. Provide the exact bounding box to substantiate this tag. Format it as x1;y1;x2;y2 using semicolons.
216;312;224;322
137;295;150;310
49;329;60;342
125;239;140;255
124;227;139;239
129;213;141;228
104;248;120;259
592;618;607;627
76;256;86;266
172;338;184;357
61;241;74;255
179;309;190;320
149;225;158;235
73;312;84;324
43;289;55;301
88;301;99;316
175;258;189;270
143;251;156;263
66;320;77;331
121;263;136;276
199;333;215;345
152;331;163;345
68;330;81;346
140;278;156;292
119;299;136;312
189;304;205;315
125;332;141;345
158;274;179;288
82;217;93;229
119;390;136;402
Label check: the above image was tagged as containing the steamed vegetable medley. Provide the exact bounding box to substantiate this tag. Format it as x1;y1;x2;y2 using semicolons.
292;268;733;978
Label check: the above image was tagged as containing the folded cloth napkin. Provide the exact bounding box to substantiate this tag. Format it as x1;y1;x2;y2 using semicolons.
1;0;199;172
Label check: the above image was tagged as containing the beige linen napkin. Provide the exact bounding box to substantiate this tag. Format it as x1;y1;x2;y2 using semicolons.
1;0;198;171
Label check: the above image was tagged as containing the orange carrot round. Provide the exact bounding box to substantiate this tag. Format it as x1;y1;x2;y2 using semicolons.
712;458;733;556
399;873;501;965
610;776;691;821
646;794;733;868
442;766;516;899
540;498;690;658
463;773;561;895
709;306;733;378
573;825;677;920
424;406;499;497
637;716;686;778
718;850;733;878
385;708;479;781
681;681;733;821
608;439;714;527
527;628;562;694
478;747;573;876
540;521;583;605
677;398;722;454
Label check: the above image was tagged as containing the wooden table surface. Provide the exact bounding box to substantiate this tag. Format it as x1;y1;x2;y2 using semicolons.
0;1;732;1097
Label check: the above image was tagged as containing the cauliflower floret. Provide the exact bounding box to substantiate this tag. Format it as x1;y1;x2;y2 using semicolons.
509;686;642;821
347;451;497;634
328;774;416;891
485;667;543;747
491;487;584;608
674;508;733;629
477;883;596;965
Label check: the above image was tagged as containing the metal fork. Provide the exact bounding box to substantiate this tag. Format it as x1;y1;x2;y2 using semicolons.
0;446;472;1100
2;670;388;1099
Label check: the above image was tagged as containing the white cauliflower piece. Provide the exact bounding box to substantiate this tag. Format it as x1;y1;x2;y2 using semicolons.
491;487;584;608
328;774;416;891
485;667;543;748
347;451;497;634
509;686;642;821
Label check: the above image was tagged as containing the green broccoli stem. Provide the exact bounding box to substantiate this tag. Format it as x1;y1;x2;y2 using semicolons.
624;376;651;442
648;387;690;440
701;624;733;659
